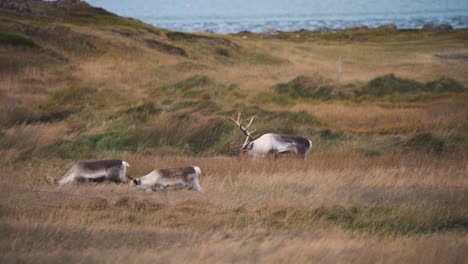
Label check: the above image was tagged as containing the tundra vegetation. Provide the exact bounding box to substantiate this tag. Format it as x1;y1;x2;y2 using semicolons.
0;1;467;263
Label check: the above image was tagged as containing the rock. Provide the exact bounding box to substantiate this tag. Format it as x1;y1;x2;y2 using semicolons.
422;23;453;32
265;27;279;35
347;26;369;31
377;23;397;31
314;27;333;33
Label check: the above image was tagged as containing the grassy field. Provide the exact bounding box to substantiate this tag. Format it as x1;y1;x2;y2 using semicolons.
1;1;467;263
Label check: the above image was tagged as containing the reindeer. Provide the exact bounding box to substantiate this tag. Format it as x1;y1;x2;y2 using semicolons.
55;159;130;185
226;112;312;159
130;166;203;192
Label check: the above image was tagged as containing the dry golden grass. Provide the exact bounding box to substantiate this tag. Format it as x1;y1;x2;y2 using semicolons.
232;36;468;86
1;154;467;263
2;24;467;100
1;225;467;264
292;100;467;134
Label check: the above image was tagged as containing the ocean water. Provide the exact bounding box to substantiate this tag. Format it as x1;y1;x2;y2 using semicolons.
87;0;468;33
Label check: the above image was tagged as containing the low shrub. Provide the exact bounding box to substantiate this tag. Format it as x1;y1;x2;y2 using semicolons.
273;74;345;100
362;74;424;96
359;74;465;97
425;77;465;92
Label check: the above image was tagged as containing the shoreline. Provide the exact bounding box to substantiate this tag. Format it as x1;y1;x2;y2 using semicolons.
145;21;468;35
147;22;468;35
226;23;465;36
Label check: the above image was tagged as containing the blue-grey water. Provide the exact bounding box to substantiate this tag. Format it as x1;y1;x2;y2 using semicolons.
87;0;468;33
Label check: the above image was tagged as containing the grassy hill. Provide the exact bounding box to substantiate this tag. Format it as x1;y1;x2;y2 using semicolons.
0;1;467;263
1;0;467;159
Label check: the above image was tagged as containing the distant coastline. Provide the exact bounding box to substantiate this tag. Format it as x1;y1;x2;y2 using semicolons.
86;0;468;34
148;15;468;34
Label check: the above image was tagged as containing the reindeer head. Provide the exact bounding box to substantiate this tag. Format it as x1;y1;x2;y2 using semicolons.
226;111;257;153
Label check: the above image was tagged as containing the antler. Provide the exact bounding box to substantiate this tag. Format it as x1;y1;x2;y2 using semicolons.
225;111;257;148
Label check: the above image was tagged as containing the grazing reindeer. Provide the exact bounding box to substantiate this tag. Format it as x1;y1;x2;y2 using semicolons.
130;166;203;192
226;112;312;159
57;159;130;185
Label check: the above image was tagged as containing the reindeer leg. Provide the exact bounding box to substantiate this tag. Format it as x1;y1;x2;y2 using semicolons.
191;177;204;192
274;149;280;159
119;165;128;183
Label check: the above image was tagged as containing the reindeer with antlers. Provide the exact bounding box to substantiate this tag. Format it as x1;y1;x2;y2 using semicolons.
226;112;313;159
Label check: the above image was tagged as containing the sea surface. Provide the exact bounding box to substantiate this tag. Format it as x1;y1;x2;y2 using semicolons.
87;0;468;33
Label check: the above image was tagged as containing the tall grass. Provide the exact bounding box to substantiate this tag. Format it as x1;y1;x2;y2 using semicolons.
1;153;467;262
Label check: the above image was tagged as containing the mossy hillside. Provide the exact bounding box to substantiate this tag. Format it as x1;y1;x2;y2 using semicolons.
165;31;242;59
34;111;465;160
187;120;234;154
22;25;106;57
1;0;161;33
0;24;68;72
0;3;184;74
165;31;285;64
46;86;130;113
2;71;466;160
0;1;466;160
1;94;336;160
49;119;234;159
